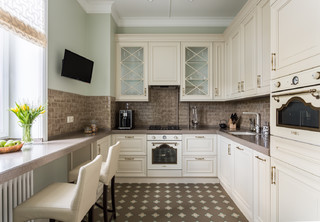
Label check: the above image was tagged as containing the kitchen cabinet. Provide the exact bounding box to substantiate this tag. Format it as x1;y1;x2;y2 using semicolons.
233;144;253;221
271;0;320;79
112;134;147;177
241;9;257;97
218;136;234;194
229;28;242;98
270;157;320;221
149;42;180;85
256;0;271;95
96;135;111;161
180;42;213;101
213;42;225;100
116;42;148;101
253;151;270;222
182;134;216;177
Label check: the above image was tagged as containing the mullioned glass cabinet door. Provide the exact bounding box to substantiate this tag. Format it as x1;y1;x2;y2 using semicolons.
116;42;148;101
181;42;213;101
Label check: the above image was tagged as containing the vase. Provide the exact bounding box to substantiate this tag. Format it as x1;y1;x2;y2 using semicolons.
21;124;33;144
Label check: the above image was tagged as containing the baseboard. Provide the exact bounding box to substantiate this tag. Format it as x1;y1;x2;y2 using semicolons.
115;177;220;184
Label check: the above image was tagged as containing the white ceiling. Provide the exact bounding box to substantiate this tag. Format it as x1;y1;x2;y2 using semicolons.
78;0;248;27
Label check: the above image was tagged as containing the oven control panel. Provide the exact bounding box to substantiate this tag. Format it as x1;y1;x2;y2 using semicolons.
272;67;320;92
147;135;182;141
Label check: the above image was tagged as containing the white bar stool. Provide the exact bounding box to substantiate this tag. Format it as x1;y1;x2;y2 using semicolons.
13;155;103;222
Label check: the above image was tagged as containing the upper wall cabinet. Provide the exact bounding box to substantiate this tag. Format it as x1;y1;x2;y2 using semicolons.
149;42;180;85
213;42;225;100
180;42;213;101
271;0;320;79
116;42;148;101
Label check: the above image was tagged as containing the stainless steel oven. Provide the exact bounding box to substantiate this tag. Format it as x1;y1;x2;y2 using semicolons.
147;135;182;170
271;67;320;145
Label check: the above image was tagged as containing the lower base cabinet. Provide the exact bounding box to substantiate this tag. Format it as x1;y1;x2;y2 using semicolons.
117;156;147;177
271;157;320;222
182;156;217;177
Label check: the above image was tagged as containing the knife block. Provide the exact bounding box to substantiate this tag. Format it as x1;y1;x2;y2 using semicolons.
228;119;237;130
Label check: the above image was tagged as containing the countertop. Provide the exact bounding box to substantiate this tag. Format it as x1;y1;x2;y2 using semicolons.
0;126;269;183
0;131;111;183
112;126;270;156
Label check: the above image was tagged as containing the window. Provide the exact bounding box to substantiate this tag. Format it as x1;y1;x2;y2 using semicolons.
0;27;46;140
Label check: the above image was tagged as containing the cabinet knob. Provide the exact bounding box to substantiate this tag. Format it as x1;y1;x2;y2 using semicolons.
312;72;320;80
274;81;281;88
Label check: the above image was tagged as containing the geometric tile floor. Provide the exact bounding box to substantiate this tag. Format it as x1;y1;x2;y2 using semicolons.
92;183;248;222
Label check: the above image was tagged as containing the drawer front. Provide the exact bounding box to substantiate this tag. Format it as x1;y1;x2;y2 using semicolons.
112;134;146;155
183;134;216;155
182;156;217;177
116;156;147;177
97;135;111;161
270;135;320;176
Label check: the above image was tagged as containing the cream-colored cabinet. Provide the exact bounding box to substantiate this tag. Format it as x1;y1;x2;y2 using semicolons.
116;42;148;101
180;42;213;101
241;9;257;97
233;144;254;221
96;135;111;161
149;42;180;85
218;136;234;194
253;151;270;222
182;156;217;177
213;42;225;100
112;134;147;177
271;0;320;79
229;29;242;98
256;0;271;95
271;157;320;221
182;134;216;177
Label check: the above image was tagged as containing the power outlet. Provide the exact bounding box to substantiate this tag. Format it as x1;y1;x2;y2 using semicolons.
67;116;74;123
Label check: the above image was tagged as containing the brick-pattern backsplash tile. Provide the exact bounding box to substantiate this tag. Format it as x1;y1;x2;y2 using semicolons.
48;89;115;137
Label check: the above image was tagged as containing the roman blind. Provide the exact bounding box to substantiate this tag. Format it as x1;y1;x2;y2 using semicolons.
0;0;46;47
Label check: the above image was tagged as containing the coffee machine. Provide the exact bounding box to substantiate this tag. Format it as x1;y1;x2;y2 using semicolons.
118;104;134;129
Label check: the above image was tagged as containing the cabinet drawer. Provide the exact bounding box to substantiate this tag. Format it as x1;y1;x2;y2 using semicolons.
116;156;146;177
182;156;217;177
183;134;216;155
112;134;146;155
97;135;111;161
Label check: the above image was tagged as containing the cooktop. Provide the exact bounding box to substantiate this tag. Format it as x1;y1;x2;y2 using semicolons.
148;125;181;130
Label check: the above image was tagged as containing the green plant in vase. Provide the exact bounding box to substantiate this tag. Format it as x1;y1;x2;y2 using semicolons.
10;103;46;144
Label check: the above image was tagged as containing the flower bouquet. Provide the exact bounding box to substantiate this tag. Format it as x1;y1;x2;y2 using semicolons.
10;103;46;144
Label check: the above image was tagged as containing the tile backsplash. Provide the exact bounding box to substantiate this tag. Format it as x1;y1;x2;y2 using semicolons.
116;88;270;129
48;89;115;138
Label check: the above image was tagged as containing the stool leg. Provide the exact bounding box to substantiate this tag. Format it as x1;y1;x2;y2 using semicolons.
111;176;116;219
103;184;108;222
88;205;93;222
49;219;55;222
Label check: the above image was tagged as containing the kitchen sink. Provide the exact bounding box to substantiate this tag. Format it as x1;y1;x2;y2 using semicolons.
229;131;258;136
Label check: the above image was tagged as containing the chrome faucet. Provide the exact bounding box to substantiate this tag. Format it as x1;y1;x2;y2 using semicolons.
242;112;261;133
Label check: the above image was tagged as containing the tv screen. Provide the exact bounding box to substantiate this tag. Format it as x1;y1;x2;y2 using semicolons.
61;49;94;83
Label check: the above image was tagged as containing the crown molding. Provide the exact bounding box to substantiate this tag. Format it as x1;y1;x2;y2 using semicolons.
115;17;234;27
77;0;114;13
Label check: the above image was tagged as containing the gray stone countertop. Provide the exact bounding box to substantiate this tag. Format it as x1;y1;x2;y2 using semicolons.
0;130;111;184
112;126;270;156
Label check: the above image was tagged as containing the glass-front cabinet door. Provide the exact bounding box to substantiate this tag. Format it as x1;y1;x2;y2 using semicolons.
181;42;213;101
116;42;148;101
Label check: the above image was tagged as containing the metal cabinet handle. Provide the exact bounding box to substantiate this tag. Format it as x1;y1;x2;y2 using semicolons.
144;88;147;96
125;136;134;139
238;82;241;92
255;156;266;162
241;81;244;92
236;146;244;151
271;53;276;71
182;88;185;96
98;144;101;154
272;89;319;99
195;157;205;160
257;75;261;88
271;166;276;184
227;144;231;155
152;142;177;146
124;157;134;161
195;136;205;139
215;88;219;96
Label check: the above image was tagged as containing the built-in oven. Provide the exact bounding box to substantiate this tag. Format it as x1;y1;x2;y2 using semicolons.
271;67;320;145
147;135;182;170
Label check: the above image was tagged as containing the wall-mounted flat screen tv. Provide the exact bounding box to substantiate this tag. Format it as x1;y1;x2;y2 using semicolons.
61;49;94;83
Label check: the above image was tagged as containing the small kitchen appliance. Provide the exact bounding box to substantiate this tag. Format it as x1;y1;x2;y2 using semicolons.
118;110;134;129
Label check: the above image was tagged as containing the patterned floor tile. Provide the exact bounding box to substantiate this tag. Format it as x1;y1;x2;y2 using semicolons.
92;183;248;222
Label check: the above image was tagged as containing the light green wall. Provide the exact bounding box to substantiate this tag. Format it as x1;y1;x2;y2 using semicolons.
116;26;226;34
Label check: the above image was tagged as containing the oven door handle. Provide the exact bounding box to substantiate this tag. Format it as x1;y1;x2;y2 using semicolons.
152;142;178;146
272;89;319;102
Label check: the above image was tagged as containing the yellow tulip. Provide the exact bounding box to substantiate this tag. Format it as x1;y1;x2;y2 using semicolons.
26;105;30;111
22;104;26;111
10;108;17;113
40;110;45;114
